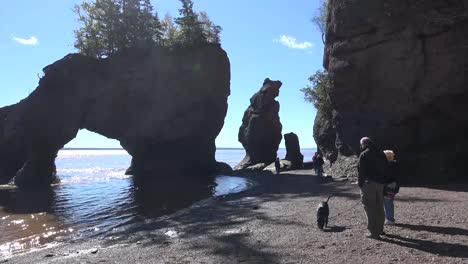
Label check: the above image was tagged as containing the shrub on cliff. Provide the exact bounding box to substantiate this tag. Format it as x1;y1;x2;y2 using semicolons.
74;0;222;58
301;1;332;116
301;69;332;116
311;0;328;44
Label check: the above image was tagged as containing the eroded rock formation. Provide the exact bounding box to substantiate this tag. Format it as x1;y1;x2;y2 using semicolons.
317;0;468;182
284;132;304;169
234;78;282;171
0;45;230;187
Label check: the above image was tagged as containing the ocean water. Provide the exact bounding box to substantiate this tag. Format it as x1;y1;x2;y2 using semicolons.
217;148;316;166
0;148;316;259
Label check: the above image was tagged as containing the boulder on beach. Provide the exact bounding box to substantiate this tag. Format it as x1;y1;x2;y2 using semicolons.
215;162;234;175
263;160;292;173
244;163;268;172
284;132;304;169
0;45;230;187
234;78;283;171
316;0;468;182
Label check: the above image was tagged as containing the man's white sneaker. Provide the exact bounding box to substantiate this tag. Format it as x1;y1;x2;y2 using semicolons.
385;220;395;225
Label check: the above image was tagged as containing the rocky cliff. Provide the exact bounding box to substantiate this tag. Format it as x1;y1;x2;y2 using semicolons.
317;0;468;182
235;78;282;170
0;45;230;187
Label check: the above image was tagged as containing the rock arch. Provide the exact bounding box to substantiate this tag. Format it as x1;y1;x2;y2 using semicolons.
0;45;230;187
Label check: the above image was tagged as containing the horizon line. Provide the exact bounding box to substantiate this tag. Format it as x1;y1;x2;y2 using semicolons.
62;147;318;150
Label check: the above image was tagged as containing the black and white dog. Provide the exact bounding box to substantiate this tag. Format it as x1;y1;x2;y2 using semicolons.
317;196;331;230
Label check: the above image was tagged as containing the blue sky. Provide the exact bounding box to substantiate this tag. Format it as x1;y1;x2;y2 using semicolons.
0;0;324;148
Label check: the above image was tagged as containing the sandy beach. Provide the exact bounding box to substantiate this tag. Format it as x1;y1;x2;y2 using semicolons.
7;167;468;264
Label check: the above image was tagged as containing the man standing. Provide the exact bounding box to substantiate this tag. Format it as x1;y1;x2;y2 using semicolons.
383;150;400;225
358;137;388;239
274;157;281;175
316;154;325;177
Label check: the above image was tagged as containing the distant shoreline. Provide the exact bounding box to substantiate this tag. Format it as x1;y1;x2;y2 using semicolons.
61;148;126;150
61;147;317;150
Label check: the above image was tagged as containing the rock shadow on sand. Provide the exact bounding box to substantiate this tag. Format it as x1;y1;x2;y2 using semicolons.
382;233;468;258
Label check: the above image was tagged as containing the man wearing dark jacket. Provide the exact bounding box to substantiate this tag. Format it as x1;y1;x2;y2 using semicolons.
358;137;388;239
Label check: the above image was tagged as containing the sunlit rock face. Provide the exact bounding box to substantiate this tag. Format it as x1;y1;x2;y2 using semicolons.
235;78;282;171
318;0;468;182
0;45;231;187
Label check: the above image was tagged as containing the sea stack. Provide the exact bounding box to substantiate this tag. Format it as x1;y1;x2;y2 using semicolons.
0;45;230;187
318;0;468;182
284;132;304;169
235;78;283;171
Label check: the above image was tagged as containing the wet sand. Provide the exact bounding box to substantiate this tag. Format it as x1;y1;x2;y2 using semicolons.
7;168;468;264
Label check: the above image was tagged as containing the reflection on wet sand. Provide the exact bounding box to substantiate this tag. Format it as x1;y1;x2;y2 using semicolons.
0;187;72;258
130;174;216;218
0;173;249;259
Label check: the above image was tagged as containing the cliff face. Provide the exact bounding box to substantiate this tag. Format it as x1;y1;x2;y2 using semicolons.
319;0;468;182
0;45;230;187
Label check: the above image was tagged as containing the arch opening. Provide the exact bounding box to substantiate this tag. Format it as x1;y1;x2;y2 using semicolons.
58;129;131;185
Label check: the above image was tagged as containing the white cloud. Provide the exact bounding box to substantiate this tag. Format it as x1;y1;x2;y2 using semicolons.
12;36;39;46
273;35;313;50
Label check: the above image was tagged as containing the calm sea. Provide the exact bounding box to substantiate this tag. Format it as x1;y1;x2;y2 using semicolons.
0;148;316;259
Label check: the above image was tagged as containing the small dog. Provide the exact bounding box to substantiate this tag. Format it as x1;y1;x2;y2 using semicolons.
317;196;331;230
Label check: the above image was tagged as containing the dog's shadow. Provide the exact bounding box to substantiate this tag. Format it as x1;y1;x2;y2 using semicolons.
323;225;346;233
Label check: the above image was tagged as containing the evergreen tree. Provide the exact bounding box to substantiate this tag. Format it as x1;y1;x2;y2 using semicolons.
199;11;221;44
74;3;100;57
96;0;121;55
117;0;141;49
161;14;179;47
73;0;222;56
174;0;206;46
139;0;163;45
74;0;120;58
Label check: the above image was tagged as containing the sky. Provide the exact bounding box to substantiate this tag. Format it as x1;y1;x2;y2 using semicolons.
0;0;324;149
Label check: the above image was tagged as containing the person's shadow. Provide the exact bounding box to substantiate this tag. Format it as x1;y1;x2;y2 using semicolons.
381;223;468;258
324;225;346;233
395;223;468;236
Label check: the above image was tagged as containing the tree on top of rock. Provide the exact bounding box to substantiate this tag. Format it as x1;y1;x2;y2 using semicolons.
174;0;206;46
199;11;222;44
173;0;222;46
74;0;121;57
74;0;164;58
117;0;141;49
73;0;222;57
139;0;163;44
160;13;179;47
117;0;162;48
